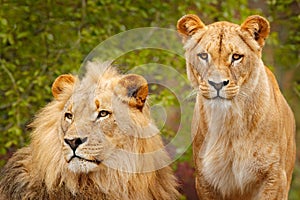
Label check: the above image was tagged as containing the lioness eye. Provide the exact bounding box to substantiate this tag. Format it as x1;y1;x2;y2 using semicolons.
197;52;208;61
97;110;110;119
64;112;73;121
232;54;244;62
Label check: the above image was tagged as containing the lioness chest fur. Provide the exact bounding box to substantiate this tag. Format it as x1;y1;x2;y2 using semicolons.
177;14;296;200
0;62;179;200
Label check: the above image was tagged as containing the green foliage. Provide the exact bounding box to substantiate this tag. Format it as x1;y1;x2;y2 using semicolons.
267;0;300;69
0;0;299;198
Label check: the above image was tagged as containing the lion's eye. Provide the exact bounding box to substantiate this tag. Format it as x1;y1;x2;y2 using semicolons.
232;54;244;62
97;110;110;120
64;112;73;122
197;52;209;61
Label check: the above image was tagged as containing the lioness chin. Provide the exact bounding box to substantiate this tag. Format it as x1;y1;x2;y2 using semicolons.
177;14;296;200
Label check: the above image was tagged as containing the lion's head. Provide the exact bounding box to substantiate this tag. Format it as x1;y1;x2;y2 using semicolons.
177;15;270;102
26;61;177;198
51;62;152;174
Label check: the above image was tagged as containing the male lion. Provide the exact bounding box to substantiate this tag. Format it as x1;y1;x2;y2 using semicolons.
0;62;179;200
177;14;296;199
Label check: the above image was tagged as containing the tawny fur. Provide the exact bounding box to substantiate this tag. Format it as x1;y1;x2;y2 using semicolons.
0;61;179;200
177;14;296;200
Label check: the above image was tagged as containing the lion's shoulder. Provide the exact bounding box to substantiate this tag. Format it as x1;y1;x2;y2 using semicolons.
0;147;49;199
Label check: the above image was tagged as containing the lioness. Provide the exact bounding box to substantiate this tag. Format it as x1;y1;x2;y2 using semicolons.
0;61;179;200
177;14;296;199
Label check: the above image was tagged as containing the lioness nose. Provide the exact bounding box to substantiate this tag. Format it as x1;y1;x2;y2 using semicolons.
64;137;87;151
208;80;229;90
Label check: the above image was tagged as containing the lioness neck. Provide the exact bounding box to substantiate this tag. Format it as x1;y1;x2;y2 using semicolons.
199;65;271;138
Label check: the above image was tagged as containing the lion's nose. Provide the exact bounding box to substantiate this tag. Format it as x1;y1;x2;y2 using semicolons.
64;137;87;151
208;80;229;90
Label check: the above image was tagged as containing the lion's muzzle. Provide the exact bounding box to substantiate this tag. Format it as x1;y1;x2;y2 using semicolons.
208;80;229;90
64;137;88;151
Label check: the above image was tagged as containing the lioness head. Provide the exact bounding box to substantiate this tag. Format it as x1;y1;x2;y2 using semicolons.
50;62;152;173
177;15;270;101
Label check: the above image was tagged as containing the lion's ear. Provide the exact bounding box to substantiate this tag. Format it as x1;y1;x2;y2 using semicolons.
177;14;205;40
241;15;270;47
115;74;148;111
52;74;75;99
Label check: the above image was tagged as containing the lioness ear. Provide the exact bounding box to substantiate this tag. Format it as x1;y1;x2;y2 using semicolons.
177;14;205;39
241;15;270;47
52;74;75;99
115;74;148;111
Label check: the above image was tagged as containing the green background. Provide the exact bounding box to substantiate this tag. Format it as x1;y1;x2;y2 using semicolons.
0;0;299;199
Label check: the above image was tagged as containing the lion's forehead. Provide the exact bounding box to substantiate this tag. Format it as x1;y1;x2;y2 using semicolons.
192;25;247;56
67;88;114;115
208;21;239;31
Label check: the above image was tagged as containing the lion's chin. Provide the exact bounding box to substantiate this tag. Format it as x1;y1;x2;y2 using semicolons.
202;95;231;101
67;157;99;173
